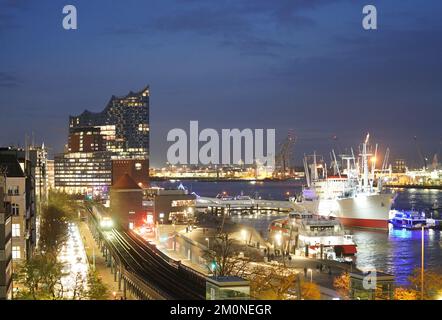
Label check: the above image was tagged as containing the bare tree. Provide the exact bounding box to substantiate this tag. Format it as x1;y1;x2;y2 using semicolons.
203;232;249;277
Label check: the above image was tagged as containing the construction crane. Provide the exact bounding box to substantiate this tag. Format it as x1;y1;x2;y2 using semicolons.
381;147;390;171
273;130;296;177
413;136;428;170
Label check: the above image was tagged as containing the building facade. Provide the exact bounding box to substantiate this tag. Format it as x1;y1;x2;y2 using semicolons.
393;159;407;173
148;189;196;224
55;86;150;194
110;174;146;230
0;173;13;300
112;159;149;189
46;159;55;190
0;151;37;263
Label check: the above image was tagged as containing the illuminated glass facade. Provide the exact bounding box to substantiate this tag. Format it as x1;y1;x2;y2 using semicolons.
69;87;149;158
55;87;150;193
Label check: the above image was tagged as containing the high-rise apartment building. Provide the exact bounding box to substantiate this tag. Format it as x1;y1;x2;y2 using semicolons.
55;86;150;194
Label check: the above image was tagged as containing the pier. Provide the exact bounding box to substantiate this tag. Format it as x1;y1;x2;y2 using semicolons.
196;197;302;215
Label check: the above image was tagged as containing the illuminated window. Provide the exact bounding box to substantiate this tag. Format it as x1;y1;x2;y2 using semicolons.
12;246;21;260
12;203;19;216
8;186;19;196
171;200;195;207
129;222;134;230
138;124;149;132
135;163;142;171
12;224;20;237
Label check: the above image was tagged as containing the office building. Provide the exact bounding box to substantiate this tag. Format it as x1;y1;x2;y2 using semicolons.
55;86;150;194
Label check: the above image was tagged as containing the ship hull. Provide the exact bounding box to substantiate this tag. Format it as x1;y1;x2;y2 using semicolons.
299;193;394;231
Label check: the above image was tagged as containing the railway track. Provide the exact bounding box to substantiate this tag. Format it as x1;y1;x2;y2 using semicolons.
89;207;206;299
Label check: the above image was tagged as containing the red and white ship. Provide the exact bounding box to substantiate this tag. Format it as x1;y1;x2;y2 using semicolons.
293;134;394;230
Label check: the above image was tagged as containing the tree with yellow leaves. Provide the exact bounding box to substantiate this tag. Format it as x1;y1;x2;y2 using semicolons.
408;268;442;300
394;287;418;300
249;264;297;299
249;264;321;300
301;281;321;300
333;271;350;299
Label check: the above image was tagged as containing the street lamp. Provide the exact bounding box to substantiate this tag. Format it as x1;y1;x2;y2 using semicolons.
274;232;282;246
307;268;313;283
241;229;247;244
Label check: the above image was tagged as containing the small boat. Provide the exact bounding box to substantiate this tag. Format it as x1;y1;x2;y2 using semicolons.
268;211;357;263
389;210;428;230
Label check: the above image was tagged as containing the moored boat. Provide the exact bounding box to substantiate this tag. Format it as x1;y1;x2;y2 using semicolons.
389;209;429;230
268;211;357;263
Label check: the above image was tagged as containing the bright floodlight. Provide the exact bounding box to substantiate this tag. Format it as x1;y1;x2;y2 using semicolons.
274;232;282;246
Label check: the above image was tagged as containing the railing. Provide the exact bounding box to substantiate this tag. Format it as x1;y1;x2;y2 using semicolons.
300;230;346;237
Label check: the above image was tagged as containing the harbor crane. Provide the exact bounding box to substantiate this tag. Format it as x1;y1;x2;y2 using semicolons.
381;147;390;171
414;136;428;170
273;130;296;177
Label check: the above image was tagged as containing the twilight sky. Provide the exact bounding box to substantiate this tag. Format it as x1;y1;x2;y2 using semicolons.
0;0;441;167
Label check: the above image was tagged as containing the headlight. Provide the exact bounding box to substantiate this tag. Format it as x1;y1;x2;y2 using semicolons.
100;218;113;228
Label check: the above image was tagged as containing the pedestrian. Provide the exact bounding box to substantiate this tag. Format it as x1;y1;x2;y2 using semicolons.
304;267;307;277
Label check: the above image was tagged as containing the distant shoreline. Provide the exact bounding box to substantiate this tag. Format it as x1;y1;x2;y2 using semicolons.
149;177;302;183
385;184;442;190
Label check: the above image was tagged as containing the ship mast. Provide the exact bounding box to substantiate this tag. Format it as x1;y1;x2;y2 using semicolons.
362;133;372;192
312;151;318;181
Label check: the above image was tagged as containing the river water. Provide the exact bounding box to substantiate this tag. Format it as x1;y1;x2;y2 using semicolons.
154;179;442;286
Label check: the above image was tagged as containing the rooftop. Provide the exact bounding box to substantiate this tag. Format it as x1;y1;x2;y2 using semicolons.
112;173;142;190
0;154;25;177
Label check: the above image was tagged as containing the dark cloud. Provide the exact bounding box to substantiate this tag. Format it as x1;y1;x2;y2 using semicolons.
0;72;21;88
220;35;287;57
103;0;339;56
0;0;32;10
0;0;32;32
0;12;17;32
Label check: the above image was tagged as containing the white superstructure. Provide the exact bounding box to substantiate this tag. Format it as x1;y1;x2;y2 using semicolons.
294;134;394;230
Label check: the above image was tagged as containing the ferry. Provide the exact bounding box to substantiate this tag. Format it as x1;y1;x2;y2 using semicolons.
293;133;394;231
389;210;429;230
268;211;357;263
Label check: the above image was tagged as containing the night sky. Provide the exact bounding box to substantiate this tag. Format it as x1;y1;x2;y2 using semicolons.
1;0;441;167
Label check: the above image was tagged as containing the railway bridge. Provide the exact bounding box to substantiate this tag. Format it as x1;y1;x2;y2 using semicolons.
87;209;207;300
